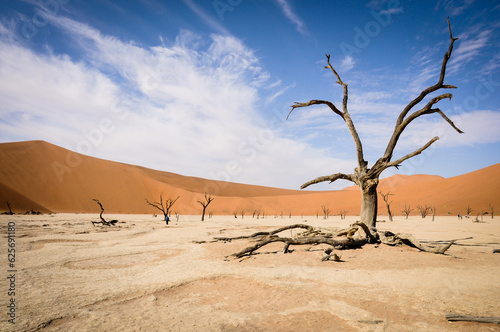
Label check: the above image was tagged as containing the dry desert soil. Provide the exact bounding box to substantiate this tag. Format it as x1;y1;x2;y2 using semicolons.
1;214;500;331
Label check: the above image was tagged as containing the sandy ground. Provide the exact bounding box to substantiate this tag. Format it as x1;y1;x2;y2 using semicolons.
1;214;499;331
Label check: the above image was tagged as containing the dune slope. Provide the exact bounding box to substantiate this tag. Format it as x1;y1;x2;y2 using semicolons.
0;140;498;216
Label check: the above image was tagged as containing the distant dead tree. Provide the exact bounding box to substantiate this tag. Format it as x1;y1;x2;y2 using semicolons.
465;205;474;217
339;210;347;220
145;193;180;225
286;19;461;231
417;204;431;218
198;193;214;221
431;207;437;221
241;210;245;219
92;199;118;226
4;201;14;215
321;205;330;219
488;204;494;219
402;204;413;219
379;191;394;221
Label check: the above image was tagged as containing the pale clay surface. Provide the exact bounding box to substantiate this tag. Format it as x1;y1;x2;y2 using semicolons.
1;214;499;331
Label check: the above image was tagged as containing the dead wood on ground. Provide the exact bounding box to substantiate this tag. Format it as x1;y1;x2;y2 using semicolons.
209;222;464;259
445;313;500;324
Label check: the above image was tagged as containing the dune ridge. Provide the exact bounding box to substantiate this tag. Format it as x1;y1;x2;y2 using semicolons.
0;140;499;216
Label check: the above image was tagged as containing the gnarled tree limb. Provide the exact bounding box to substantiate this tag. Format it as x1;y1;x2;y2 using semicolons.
301;172;355;189
382;18;461;165
381;137;439;174
287;100;343;119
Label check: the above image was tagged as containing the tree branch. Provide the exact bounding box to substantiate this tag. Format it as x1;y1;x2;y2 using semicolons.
325;54;348;114
145;199;163;212
423;108;464;133
288;54;367;173
287;100;343;119
384;137;439;171
396;18;458;127
301;172;355;189
371;19;461;177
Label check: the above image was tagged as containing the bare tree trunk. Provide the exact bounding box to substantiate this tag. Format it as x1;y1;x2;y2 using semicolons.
360;180;378;229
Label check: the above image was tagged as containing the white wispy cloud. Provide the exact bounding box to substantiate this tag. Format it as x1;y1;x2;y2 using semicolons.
0;17;351;190
449;29;491;73
182;0;231;35
341;55;355;71
273;0;307;35
435;0;476;16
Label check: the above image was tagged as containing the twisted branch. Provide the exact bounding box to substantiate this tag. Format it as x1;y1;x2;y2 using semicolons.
301;172;355;189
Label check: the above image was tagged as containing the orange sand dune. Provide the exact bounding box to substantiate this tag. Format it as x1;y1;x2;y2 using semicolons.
0;140;499;216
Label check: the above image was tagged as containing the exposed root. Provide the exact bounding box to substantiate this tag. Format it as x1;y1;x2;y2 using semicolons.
208;222;464;259
213;223;376;259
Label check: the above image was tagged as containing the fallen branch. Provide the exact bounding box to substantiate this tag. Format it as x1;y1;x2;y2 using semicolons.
380;231;458;254
445;313;500;324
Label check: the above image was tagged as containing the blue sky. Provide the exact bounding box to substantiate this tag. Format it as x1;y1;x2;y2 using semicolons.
0;0;499;190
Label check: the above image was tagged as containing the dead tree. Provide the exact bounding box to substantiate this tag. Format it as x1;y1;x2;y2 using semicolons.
286;19;461;231
402;204;413;219
488;204;494;219
417;204;431;218
431;206;437;221
92;199;118;226
321;205;330;219
379;191;394;221
198;193;214;221
5;201;14;215
146;193;180;225
339;210;347;220
465;205;474;217
201;19;465;261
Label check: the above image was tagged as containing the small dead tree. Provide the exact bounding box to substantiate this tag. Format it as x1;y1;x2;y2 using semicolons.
5;201;14;215
417;204;431;218
92;199;118;226
488;204;494;219
198;193;214;221
339;210;347;220
431;206;437;221
321;205;330;219
241;210;245;219
146;193;180;225
402;204;413;219
465;205;473;217
379;191;394;221
286;19;461;231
